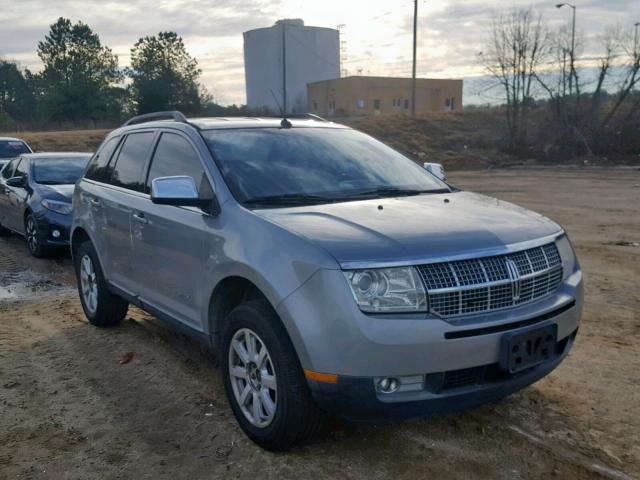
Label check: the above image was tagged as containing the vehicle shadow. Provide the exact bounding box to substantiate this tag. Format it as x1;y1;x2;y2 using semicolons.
0;292;612;480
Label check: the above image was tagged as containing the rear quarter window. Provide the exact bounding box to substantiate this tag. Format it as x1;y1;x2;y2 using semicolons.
85;136;121;183
109;132;155;192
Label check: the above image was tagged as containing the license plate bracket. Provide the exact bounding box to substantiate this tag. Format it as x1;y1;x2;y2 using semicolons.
499;322;557;374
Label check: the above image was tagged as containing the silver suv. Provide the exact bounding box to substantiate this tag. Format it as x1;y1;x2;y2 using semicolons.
71;111;583;450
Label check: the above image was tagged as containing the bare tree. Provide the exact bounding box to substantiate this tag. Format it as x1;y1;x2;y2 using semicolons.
600;26;640;128
480;8;549;150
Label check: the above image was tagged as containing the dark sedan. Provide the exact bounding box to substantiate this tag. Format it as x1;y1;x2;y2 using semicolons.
0;153;91;256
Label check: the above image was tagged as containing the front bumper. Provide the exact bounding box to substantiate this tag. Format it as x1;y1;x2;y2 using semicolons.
276;266;583;418
34;209;71;247
307;327;577;421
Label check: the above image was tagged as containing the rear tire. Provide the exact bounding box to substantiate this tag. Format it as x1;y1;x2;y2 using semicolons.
74;240;128;327
221;299;322;451
0;223;10;237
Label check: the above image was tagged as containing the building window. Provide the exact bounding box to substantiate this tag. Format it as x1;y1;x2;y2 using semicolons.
313;101;318;111
373;99;380;110
404;99;409;109
356;99;365;109
445;97;456;110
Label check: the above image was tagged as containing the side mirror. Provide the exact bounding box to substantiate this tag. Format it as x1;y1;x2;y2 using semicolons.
150;175;220;216
423;162;446;182
6;175;26;188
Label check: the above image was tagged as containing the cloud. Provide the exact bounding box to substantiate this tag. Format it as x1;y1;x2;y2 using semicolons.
1;0;639;105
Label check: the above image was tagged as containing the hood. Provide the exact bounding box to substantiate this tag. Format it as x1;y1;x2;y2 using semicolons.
38;184;75;203
254;191;563;266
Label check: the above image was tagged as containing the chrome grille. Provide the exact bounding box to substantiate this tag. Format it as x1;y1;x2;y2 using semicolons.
417;243;563;318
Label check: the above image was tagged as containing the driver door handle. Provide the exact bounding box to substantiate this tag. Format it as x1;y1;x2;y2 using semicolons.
132;212;148;224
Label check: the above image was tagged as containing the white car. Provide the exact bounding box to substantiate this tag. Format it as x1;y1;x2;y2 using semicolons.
0;137;33;171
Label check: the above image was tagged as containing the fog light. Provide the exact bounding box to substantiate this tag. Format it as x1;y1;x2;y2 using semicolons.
51;229;61;239
376;377;400;394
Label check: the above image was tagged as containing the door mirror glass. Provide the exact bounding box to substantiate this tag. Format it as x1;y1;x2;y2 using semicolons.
423;162;446;182
151;176;203;206
6;175;26;188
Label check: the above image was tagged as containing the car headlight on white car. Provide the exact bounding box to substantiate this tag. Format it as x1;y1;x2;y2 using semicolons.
344;267;428;313
555;234;577;279
41;199;72;215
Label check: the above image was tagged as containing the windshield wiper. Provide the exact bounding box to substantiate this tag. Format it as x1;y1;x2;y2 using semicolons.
341;186;450;199
243;193;336;206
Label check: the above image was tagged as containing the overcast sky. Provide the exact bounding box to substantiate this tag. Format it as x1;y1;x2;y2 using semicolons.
1;0;638;105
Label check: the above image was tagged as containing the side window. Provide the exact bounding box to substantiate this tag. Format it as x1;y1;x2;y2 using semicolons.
145;133;208;194
110;132;155;192
2;158;18;179
85;136;121;182
13;159;27;178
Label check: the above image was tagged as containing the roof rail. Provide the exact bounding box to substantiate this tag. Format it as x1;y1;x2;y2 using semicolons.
263;113;328;122
122;111;188;127
305;113;328;122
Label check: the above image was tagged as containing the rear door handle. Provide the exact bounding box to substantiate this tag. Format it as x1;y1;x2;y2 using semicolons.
82;194;100;206
132;212;148;224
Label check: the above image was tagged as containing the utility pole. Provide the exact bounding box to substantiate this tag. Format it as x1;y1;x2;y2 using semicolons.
411;0;418;116
634;22;639;58
282;22;287;115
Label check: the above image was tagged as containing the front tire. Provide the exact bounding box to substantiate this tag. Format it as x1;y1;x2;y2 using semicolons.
74;240;128;327
25;213;49;257
221;300;322;451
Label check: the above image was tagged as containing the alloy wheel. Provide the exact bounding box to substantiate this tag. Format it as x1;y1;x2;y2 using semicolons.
25;216;38;254
228;328;278;428
80;254;98;315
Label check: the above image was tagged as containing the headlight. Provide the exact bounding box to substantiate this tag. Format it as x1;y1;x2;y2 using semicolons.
556;234;577;279
41;199;72;215
343;267;427;313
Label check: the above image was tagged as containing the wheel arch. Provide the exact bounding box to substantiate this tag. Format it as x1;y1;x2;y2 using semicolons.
70;227;109;281
208;276;268;346
70;226;91;258
23;207;33;225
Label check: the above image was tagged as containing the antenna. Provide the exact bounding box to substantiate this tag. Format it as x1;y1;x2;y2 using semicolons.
281;21;287;115
270;89;284;116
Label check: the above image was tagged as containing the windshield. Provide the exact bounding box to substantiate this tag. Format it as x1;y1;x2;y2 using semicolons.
202;127;449;206
0;140;31;159
33;156;91;185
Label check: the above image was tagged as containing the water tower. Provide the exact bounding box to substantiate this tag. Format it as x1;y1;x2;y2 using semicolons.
243;19;340;114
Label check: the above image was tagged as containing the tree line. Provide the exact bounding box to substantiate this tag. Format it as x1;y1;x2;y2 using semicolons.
480;7;640;159
0;17;245;130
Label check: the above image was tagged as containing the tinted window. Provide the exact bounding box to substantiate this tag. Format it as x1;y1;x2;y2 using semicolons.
1;158;18;179
13;159;27;178
85;136;120;182
33;156;91;185
146;133;207;193
110;132;154;191
202;128;448;203
0;140;30;159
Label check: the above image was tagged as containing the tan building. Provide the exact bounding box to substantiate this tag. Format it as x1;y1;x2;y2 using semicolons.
307;76;463;117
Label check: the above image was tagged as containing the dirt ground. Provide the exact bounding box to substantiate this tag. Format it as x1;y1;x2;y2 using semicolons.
0;168;638;480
